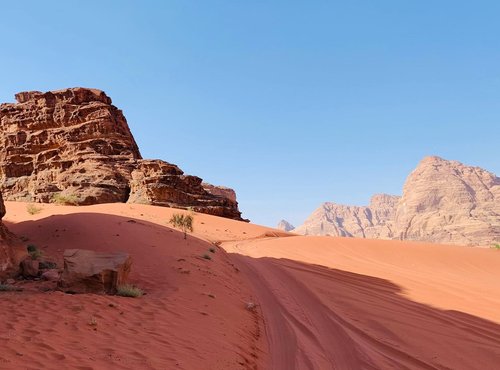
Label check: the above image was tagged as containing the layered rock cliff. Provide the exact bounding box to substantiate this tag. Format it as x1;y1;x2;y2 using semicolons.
295;157;499;246
0;88;242;220
294;194;399;238
395;156;500;246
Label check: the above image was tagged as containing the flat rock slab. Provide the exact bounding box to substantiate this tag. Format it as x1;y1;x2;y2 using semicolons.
59;249;132;294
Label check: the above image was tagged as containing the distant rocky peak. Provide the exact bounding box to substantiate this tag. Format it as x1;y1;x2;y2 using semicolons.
294;156;499;246
277;220;295;232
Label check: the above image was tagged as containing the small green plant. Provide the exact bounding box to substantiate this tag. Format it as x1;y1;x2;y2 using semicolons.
202;253;212;260
51;193;79;206
209;247;216;253
492;244;500;250
0;284;21;292
27;244;42;260
39;260;57;269
169;213;194;239
26;203;42;215
116;284;143;298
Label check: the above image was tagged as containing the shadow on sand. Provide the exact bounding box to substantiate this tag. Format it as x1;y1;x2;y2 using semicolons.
230;254;500;370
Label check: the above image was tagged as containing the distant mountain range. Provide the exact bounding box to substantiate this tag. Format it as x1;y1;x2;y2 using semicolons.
288;156;500;247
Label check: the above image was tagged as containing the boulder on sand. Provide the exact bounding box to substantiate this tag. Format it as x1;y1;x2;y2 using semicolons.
59;249;132;294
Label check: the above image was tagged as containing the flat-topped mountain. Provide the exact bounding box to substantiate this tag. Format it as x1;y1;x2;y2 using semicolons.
295;156;499;246
0;88;242;220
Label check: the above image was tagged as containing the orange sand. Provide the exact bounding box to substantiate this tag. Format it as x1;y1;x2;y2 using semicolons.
224;236;500;369
1;202;269;369
2;201;500;369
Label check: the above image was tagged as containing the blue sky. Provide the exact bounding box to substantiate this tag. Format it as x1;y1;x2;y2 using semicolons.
1;1;499;227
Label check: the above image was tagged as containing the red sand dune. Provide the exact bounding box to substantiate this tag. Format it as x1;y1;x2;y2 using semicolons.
224;237;500;370
2;201;500;369
1;202;270;370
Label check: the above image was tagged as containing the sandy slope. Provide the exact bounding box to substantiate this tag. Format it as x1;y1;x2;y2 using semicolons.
1;202;270;370
2;201;500;369
224;237;500;370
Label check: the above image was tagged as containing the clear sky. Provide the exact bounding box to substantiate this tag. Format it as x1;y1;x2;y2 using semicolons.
1;1;499;227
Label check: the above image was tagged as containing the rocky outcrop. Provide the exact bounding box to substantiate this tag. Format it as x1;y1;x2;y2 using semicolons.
277;219;295;232
202;183;237;203
128;160;242;219
395;156;500;246
295;157;499;247
0;88;242;220
0;193;25;279
294;194;399;238
59;249;132;294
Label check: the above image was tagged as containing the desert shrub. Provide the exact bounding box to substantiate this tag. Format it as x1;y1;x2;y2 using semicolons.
492;244;500;250
202;253;212;260
116;284;143;298
0;284;21;292
51;193;79;205
26;203;42;215
245;302;257;311
209;247;216;253
169;213;194;239
27;244;42;260
39;260;57;269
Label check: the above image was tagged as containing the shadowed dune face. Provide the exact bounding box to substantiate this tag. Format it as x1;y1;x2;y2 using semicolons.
225;236;500;323
231;255;500;370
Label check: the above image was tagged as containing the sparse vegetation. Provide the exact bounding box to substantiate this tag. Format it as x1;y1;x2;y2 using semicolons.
492;244;500;250
116;284;144;298
27;244;42;260
39;260;57;269
202;253;212;260
26;203;42;215
51;193;79;205
0;284;22;292
245;302;257;312
169;213;194;239
209;247;216;253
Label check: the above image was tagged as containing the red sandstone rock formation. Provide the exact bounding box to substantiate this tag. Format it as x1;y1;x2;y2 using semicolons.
0;193;25;279
0;88;242;220
59;249;132;294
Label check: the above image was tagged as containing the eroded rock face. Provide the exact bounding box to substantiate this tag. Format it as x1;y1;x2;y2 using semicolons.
202;183;237;203
128;160;243;219
395;156;500;246
294;194;399;238
0;88;140;204
277;219;295;232
59;249;132;294
0;193;25;279
0;88;242;220
295;157;500;246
